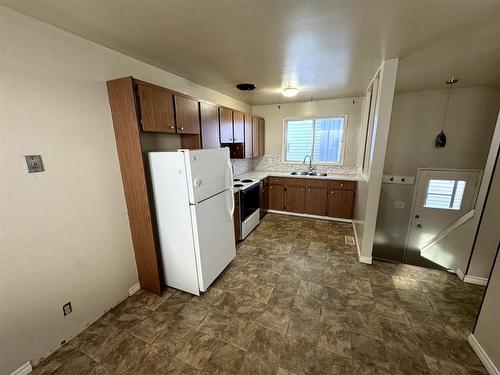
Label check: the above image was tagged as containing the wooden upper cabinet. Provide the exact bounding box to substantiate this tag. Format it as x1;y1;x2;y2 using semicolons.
244;113;253;158
258;117;265;156
252;116;259;157
137;83;176;133
174;95;200;134
219;107;233;143
200;102;220;149
233;111;245;143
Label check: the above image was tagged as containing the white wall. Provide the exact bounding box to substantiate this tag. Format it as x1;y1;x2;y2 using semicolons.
373;86;500;263
252;97;363;168
0;6;249;375
472;249;500;372
354;59;399;261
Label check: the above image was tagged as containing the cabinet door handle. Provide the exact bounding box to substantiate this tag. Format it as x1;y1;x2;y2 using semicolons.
171;125;175;129
301;188;304;192
308;189;311;192
340;183;344;187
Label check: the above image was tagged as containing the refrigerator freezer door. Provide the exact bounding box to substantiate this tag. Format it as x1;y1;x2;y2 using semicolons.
148;152;200;295
183;148;233;204
190;189;236;291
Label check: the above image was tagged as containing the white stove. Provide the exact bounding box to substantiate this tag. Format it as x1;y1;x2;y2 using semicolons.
232;178;260;191
233;178;260;240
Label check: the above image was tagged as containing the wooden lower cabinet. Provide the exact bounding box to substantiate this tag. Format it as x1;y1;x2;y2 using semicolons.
233;191;240;243
260;178;269;219
284;179;306;213
327;189;355;219
305;186;328;216
269;177;356;219
269;183;285;211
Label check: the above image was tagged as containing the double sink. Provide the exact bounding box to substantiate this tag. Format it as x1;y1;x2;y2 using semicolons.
290;171;328;177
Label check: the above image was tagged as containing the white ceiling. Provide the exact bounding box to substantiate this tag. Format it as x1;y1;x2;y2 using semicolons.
2;0;500;105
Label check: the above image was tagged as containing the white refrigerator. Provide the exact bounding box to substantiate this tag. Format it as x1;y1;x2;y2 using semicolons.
148;148;236;295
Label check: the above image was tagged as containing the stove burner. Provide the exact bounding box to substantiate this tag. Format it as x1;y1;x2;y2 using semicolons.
233;178;240;182
234;184;243;187
241;179;253;183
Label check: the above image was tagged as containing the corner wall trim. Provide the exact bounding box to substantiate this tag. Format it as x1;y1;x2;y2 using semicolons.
352;222;371;264
464;275;489;286
457;268;466;280
468;334;500;375
10;362;32;375
128;282;141;296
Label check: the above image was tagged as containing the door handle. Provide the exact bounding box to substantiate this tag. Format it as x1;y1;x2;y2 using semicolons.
415;215;420;219
417;224;422;228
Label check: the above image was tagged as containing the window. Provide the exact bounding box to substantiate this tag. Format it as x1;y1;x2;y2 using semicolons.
284;116;346;164
424;179;466;210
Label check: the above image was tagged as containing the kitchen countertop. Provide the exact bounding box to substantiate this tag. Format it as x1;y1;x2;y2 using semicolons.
235;170;362;181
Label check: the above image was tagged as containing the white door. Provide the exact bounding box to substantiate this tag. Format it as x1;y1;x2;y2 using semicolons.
190;189;236;291
405;169;481;268
183;148;233;204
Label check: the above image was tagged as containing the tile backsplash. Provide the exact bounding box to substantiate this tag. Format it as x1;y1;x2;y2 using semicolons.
231;158;256;176
254;154;358;174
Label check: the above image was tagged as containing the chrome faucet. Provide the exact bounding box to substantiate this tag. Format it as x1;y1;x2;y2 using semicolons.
303;155;315;172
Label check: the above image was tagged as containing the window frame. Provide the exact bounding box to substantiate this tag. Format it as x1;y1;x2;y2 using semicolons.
282;114;348;165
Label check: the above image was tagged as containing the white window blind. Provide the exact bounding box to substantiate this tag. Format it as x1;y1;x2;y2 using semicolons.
285;116;346;164
424;179;466;210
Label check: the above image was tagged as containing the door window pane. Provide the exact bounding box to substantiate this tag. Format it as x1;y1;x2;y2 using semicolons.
424;179;466;210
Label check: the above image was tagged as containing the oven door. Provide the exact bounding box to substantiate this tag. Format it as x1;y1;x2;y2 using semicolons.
240;183;260;222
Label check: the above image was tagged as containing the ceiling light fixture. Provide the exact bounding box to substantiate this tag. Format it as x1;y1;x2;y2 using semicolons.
282;87;299;97
435;77;458;148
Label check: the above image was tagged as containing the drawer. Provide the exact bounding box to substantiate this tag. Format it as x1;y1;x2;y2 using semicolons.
269;176;284;185
306;179;328;188
328;180;356;190
285;177;306;187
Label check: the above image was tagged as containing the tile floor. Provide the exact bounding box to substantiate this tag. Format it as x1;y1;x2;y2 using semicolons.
32;214;487;374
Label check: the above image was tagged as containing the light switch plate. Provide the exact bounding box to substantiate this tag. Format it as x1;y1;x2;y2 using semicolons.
25;155;44;173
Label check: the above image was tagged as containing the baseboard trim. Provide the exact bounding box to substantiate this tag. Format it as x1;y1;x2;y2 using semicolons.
267;210;352;223
457;268;466;280
464;275;489;286
128;282;141;296
10;362;32;375
468;334;500;375
359;255;373;264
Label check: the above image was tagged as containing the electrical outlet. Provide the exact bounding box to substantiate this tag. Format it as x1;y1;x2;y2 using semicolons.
25;155;44;173
63;302;72;316
394;201;406;209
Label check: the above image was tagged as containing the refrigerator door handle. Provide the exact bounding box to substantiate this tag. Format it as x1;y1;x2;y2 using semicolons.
226;156;233;190
226;188;235;220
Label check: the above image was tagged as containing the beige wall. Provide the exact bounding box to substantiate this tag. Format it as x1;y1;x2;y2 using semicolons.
468;152;500;278
374;86;500;263
0;7;249;375
473;249;500;370
252;97;363;167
